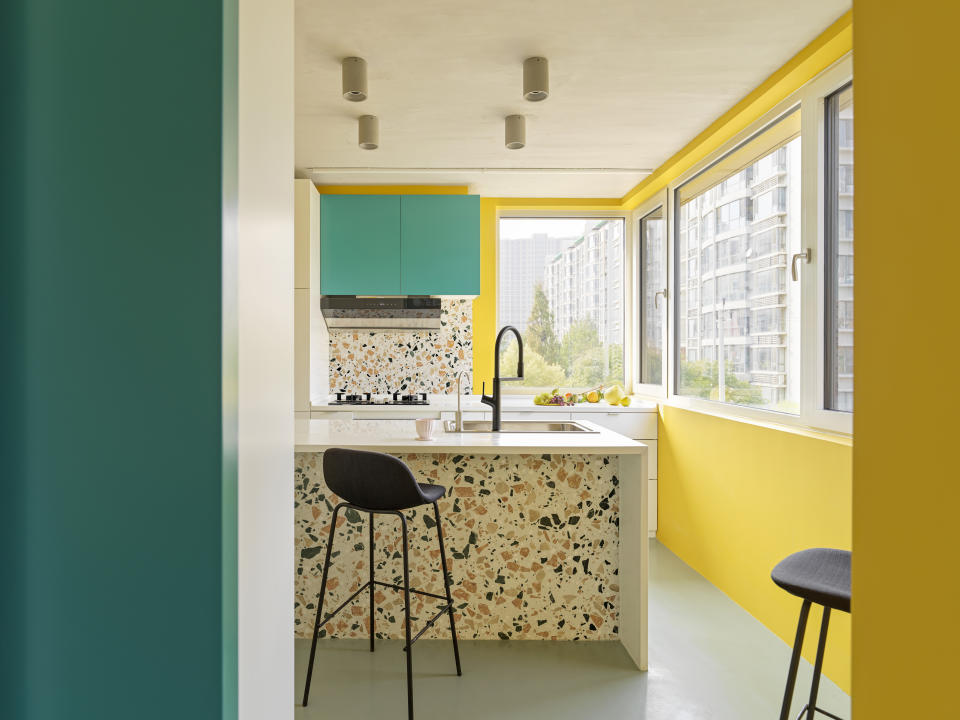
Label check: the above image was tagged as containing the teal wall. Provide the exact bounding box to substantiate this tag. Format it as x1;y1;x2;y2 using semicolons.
1;1;238;718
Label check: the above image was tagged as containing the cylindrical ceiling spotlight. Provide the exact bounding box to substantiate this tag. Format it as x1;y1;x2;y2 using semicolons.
505;114;525;150
523;57;549;101
341;57;367;101
359;115;379;149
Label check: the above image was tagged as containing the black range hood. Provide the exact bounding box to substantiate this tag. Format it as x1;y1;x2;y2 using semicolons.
319;296;442;330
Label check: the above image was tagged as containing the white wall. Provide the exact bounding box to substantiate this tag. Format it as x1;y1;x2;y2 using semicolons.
237;0;295;716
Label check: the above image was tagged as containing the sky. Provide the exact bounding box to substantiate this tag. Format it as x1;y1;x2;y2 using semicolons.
499;217;606;241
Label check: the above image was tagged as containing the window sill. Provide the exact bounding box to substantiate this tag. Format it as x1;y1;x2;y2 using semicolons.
636;393;853;446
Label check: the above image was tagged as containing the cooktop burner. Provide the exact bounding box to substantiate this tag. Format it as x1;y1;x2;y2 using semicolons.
330;392;429;406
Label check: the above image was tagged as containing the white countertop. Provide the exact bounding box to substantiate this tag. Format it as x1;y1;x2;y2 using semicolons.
310;394;657;416
295;417;649;455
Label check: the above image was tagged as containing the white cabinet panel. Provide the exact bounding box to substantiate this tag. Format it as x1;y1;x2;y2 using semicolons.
571;411;657;439
649;479;657;534
294;289;310;412
642;439;657;479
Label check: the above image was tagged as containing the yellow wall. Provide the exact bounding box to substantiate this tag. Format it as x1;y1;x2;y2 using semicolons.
658;408;853;690
853;1;960;716
625;12;855;693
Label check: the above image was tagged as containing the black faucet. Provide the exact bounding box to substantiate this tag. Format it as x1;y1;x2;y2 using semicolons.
481;326;524;431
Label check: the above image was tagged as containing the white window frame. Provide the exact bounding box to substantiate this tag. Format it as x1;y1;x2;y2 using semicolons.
496;208;632;394
632;190;669;399
662;54;853;435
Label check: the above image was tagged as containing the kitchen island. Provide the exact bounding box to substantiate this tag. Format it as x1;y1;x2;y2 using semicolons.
295;417;649;669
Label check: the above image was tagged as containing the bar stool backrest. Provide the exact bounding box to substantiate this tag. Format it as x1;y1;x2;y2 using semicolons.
323;447;428;511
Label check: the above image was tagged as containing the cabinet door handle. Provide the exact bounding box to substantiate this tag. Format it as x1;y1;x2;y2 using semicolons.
791;249;811;282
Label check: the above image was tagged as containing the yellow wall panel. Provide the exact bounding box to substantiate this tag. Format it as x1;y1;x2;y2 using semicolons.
658;407;852;691
853;1;960;716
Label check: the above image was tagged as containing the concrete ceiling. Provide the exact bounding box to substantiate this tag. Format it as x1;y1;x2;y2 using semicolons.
295;0;849;198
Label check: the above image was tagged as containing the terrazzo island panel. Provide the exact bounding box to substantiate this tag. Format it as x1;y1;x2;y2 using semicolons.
295;451;620;642
328;298;472;394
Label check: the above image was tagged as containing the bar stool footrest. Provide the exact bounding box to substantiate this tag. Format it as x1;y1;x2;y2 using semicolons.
313;580;374;630
403;602;454;651
796;704;845;720
373;579;448;602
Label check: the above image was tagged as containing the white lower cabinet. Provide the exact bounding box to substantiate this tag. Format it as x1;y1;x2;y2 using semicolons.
570;411;656;441
571;411;659;534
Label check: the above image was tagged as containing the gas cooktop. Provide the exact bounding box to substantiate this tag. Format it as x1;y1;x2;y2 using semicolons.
329;392;429;406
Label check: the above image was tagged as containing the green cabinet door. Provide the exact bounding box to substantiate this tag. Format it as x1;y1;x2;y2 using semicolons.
320;195;401;294
400;195;481;295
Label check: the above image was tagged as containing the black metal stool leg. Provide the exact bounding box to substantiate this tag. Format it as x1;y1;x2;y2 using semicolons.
302;503;342;707
399;513;414;720
369;511;375;652
779;599;811;720
433;501;462;676
804;607;832;720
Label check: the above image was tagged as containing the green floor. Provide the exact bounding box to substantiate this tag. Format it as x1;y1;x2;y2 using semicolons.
295;540;850;719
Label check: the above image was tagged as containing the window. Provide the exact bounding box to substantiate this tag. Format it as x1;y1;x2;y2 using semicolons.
676;108;802;412
639;205;666;387
825;83;854;412
638;57;851;432
498;217;625;390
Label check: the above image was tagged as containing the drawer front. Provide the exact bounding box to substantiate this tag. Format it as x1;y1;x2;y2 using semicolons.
439;411;489;422
571;411;657;439
310;410;353;420
501;410;572;422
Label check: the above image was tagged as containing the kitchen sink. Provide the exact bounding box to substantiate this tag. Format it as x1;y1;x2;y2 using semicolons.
444;420;598;433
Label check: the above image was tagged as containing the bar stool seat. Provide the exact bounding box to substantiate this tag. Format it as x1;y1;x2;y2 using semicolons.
772;548;851;613
415;482;445;504
301;448;462;719
773;548;851;720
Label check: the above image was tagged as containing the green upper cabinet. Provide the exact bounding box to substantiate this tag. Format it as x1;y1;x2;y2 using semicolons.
320;195;402;295
319;193;480;296
400;195;481;295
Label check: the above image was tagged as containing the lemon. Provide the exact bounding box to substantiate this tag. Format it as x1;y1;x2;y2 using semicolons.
587;391;600;403
605;384;626;405
620;397;631;407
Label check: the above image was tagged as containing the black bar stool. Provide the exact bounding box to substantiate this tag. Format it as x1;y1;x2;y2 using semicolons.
301;448;462;719
772;548;851;720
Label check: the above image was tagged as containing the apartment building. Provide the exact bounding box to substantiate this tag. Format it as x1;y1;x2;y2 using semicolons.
543;219;624;345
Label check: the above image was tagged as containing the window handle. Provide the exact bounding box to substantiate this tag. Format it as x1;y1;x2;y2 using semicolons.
791;249;811;282
654;288;668;308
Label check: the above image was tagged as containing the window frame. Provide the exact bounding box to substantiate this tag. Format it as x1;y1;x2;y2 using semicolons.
633;190;669;398
823;81;854;414
495;209;632;394
660;55;853;435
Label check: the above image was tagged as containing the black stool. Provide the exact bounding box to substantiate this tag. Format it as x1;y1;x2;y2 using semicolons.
301;448;462;719
772;548;851;720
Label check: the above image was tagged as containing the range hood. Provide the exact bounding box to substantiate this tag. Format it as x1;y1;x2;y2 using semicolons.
320;296;442;330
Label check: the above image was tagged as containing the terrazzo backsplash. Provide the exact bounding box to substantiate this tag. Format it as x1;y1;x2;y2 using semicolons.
295;451;620;641
328;298;472;394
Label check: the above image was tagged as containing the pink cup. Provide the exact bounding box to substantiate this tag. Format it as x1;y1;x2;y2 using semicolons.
415;418;438;440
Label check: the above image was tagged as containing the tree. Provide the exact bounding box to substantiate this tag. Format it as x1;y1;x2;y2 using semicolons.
604;344;624;387
559;318;600;371
501;342;566;388
678;359;763;405
525;284;560;364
